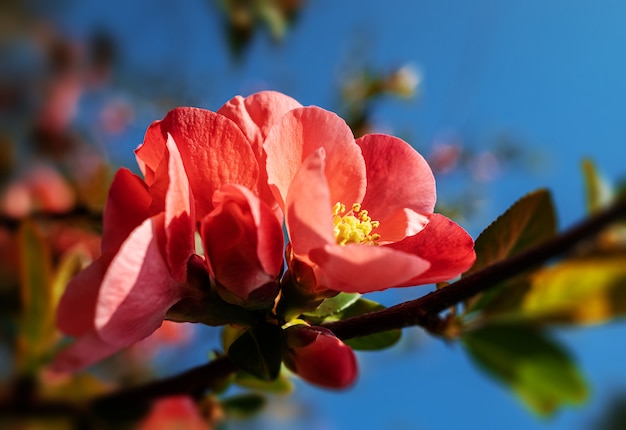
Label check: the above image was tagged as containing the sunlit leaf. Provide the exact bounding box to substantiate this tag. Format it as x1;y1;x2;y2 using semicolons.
228;322;283;381
302;292;361;319
463;324;588;416
582;158;613;214
18;220;54;374
323;299;401;351
519;256;626;325
51;249;89;312
222;324;247;352
235;371;293;394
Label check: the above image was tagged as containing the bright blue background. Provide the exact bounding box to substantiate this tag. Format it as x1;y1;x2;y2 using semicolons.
43;1;626;428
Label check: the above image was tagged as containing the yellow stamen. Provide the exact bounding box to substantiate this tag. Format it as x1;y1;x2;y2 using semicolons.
332;201;381;246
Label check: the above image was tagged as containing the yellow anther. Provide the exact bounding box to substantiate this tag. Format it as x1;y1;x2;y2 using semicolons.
332;201;381;246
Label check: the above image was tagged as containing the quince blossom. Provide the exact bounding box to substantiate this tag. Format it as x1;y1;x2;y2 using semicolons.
264;106;475;293
53;90;475;389
53;92;299;371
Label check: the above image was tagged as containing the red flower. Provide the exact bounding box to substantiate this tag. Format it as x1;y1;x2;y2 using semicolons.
283;325;357;389
264;107;476;293
53;136;195;372
53;92;298;371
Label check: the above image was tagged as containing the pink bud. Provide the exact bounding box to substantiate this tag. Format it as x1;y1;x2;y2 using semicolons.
283;326;358;389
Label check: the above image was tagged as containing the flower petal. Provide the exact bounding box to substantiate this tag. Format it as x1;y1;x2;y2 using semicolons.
95;215;186;347
388;213;476;286
309;243;430;293
136;107;258;218
101;168;151;256
49;330;120;373
285;148;335;259
357;134;436;228
164;134;195;282
56;256;109;337
217;91;302;160
218;91;302;210
201;184;283;302
264;107;366;211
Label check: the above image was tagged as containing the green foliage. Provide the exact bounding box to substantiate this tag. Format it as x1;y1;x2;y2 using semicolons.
228;322;283;381
321;299;402;351
582;158;613;213
462;324;588;416
466;190;557;313
302;292;361;319
234;371;294;394
18;221;54;375
166;296;256;327
479;256;626;325
221;393;266;419
467;189;557;276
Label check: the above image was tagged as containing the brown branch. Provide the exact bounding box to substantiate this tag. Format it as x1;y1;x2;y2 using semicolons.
90;355;238;412
323;198;626;339
0;206;102;231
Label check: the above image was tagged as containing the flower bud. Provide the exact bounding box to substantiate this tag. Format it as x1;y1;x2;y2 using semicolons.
283;325;357;389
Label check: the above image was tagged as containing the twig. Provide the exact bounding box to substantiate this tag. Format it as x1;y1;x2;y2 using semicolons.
91;355;238;412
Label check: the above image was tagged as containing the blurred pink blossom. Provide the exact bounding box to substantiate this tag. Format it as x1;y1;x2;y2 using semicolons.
1;164;76;217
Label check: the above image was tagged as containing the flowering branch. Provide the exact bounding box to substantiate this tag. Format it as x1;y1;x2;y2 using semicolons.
323;198;626;339
81;198;626;408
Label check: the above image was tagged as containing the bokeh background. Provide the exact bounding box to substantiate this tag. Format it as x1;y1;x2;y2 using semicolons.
2;1;626;429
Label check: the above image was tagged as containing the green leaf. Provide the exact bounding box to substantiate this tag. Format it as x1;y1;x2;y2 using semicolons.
166;296;255;327
324;299;402;351
302;292;361;319
465;190;557;313
470;256;626;326
517;256;626;325
222;325;247;352
221;393;266;418
228;322;283;381
582;158;613;214
468;189;557;276
18;221;54;374
463;324;588;416
234;371;294;394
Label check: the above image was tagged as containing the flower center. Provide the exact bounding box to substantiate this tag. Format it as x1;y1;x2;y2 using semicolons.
332;202;381;246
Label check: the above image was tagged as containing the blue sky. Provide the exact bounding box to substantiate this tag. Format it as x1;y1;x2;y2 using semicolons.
43;1;626;428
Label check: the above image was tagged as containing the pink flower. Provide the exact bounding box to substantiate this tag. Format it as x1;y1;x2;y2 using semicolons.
264;107;476;293
135;91;298;305
53;136;195;372
283;325;357;389
53;92;299;371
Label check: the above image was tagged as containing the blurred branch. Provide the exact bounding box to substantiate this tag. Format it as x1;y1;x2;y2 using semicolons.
91;355;237;412
0;206;102;231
